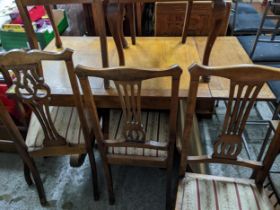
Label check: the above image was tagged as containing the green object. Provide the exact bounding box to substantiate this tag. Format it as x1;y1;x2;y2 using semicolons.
0;12;68;50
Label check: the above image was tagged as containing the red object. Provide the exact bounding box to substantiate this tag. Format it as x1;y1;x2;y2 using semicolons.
0;84;17;117
12;6;46;24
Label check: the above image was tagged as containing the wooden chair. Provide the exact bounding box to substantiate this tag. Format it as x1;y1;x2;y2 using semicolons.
106;3;137;66
15;0;135;67
154;1;231;36
75;64;182;209
176;63;280;209
0;49;99;205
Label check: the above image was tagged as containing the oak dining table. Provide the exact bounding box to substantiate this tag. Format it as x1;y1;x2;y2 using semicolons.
9;36;275;108
7;36;276;112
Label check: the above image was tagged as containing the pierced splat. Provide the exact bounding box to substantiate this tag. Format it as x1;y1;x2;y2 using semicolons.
114;81;145;142
213;81;264;160
8;64;66;147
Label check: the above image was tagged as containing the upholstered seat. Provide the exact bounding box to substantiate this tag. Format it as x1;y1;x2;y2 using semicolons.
176;173;274;210
107;109;169;158
26;106;84;151
232;3;259;14
230;14;275;34
238;36;280;62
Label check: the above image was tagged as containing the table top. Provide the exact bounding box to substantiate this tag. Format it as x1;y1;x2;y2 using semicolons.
8;36;276;108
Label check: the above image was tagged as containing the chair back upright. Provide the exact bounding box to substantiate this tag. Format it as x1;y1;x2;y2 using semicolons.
75;65;182;163
0;49;84;148
250;1;280;58
180;63;280;186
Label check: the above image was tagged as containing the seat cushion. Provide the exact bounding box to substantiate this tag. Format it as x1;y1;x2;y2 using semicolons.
229;14;275;33
238;36;280;62
107;109;169;158
176;173;274;210
232;3;258;14
26;106;84;151
260;63;280;102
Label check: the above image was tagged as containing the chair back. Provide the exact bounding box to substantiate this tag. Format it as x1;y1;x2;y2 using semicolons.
182;63;280;185
0;49;82;147
155;1;230;36
75;65;182;156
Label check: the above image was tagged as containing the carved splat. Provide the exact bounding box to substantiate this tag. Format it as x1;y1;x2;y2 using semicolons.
213;81;264;160
114;81;145;142
8;64;66;147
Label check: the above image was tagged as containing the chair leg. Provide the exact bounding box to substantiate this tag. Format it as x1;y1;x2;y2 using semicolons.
23;156;47;205
166;163;173;210
120;5;128;49
106;4;125;66
24;162;33;186
103;163;115;205
126;3;136;45
87;148;100;201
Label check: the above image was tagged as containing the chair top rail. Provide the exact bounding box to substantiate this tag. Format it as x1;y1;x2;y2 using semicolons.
189;64;280;82
75;64;182;81
0;48;73;66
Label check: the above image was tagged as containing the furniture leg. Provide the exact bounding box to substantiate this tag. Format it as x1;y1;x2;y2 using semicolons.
22;154;46;205
24;162;33;186
104;163;115;205
69;153;86;167
106;4;125;66
45;5;62;48
181;0;193;44
136;3;142;35
91;1;109;88
87;148;100;201
126;3;136;45
120;5;128;49
166;155;174;210
15;0;39;49
202;0;226;82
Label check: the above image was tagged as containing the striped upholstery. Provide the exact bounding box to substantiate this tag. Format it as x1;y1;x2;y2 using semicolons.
26;107;84;151
176;173;274;210
107;109;169;158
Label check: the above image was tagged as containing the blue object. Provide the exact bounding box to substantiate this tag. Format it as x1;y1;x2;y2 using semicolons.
230;13;276;33
232;3;258;14
238;36;280;62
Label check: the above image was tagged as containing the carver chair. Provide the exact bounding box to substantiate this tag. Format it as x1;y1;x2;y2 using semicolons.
176;64;280;209
0;49;99;205
75;64;182;210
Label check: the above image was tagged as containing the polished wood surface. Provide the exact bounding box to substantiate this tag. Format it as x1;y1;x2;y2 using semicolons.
26;36;209;108
7;36;276;109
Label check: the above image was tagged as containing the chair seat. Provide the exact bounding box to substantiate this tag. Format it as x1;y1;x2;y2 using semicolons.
260;64;280;102
232;3;258;14
107;109;169;158
176;173;274;210
26;106;84;151
238;36;280;62
229;14;275;33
